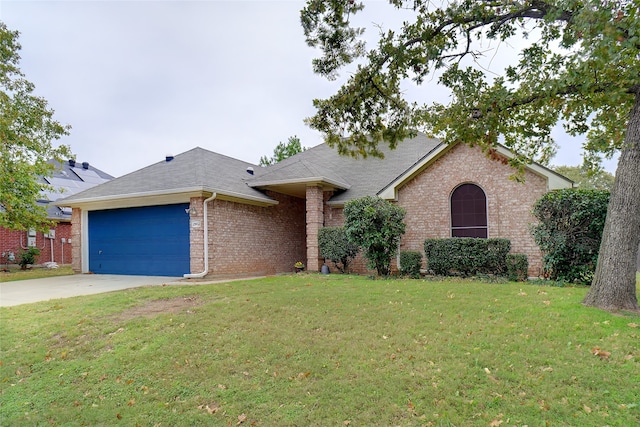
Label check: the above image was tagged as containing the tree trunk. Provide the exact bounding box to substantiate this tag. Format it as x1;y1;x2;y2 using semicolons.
583;91;640;311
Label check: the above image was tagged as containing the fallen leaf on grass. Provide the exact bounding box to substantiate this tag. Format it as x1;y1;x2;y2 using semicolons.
198;403;220;414
237;413;247;424
628;323;638;328
592;347;611;360
109;328;125;336
128;398;136;406
583;404;592;413
489;417;503;426
292;371;311;380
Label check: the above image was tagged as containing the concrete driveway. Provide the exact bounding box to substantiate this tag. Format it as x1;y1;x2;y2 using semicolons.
0;274;184;307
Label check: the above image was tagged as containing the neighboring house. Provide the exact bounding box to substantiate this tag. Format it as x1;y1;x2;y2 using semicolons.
1;159;113;266
57;133;574;278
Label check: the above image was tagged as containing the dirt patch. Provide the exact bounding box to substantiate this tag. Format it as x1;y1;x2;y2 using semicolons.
110;296;203;322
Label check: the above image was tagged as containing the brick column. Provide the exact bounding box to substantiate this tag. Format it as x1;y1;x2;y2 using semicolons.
306;185;324;272
71;208;82;273
188;196;206;274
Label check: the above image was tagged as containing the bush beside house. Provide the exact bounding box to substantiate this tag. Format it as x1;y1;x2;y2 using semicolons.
344;196;407;277
531;188;609;284
317;226;359;273
399;251;422;278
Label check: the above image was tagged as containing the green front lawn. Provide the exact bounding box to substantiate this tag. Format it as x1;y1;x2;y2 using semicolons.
1;275;639;426
0;265;75;282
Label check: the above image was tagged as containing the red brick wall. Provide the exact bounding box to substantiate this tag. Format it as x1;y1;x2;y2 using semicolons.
0;228;21;264
0;223;72;266
188;196;207;274
397;143;547;276
203;192;306;276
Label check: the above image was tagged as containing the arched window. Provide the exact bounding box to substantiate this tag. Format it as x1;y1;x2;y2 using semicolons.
450;183;487;238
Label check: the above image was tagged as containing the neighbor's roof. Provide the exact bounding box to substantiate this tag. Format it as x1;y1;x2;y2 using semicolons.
56;147;276;210
39;159;114;220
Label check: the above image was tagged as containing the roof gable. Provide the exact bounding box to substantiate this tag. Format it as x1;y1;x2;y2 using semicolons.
377;142;574;200
249;133;442;202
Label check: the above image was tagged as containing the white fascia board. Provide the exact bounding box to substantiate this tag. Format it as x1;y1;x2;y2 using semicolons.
56;186;277;211
377;144;451;200
492;146;574;190
216;189;279;207
54;187;209;210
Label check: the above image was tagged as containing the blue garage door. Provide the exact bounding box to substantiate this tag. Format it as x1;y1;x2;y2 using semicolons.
88;204;190;276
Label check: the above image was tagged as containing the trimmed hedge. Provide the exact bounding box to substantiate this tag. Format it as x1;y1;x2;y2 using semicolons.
399;251;422;278
506;254;528;282
424;238;511;276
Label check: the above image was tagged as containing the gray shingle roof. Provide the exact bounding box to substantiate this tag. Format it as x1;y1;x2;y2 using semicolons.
57;147;273;204
54;133;571;208
249;133;443;203
58;135;444;207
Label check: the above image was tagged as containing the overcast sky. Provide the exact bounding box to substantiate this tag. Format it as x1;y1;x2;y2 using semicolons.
1;0;619;178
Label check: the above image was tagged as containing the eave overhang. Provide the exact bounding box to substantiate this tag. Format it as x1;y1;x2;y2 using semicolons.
249;176;350;199
53;186;278;211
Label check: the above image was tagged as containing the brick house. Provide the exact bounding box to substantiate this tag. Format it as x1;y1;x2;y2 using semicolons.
57;133;573;277
1;160;113;267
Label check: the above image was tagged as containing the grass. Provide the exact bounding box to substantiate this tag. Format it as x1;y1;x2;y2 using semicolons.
0;265;75;282
1;275;639;426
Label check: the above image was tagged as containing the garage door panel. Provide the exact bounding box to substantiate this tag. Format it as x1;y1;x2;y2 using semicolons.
89;204;189;276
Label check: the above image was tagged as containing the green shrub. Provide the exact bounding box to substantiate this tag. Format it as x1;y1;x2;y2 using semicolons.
399;251;422;278
506;254;528;282
344;196;406;277
423;238;511;276
18;247;40;270
318;226;359;273
531;188;609;284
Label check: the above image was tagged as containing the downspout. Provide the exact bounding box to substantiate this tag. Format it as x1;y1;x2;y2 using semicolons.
183;193;217;278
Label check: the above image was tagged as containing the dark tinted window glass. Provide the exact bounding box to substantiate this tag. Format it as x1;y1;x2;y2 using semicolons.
451;184;487;238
